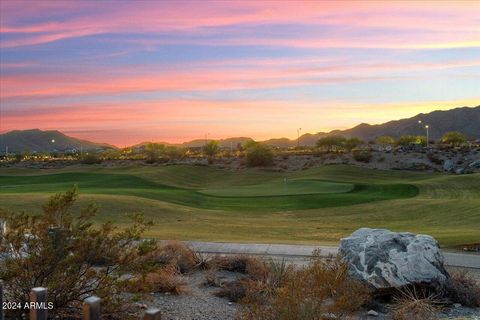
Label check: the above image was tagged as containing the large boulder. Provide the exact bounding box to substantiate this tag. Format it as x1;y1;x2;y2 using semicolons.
339;228;449;289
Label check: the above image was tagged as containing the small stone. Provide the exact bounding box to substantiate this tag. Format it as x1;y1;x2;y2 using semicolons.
453;303;462;308
227;302;233;306
367;310;379;316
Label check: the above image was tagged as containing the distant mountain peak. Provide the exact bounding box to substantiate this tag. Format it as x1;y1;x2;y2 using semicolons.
0;129;115;153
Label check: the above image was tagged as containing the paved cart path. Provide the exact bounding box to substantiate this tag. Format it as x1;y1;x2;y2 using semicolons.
184;241;480;269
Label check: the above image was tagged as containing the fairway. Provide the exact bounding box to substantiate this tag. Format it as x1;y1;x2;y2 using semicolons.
1;164;479;247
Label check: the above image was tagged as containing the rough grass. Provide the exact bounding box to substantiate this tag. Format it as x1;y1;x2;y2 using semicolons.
444;271;480;307
392;286;445;320
1;165;479;247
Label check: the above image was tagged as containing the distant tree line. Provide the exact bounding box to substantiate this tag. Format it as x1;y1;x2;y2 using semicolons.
314;131;468;151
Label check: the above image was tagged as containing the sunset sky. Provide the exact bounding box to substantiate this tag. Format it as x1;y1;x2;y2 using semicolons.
1;1;479;146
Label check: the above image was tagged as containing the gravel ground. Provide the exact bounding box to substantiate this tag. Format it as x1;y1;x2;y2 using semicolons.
143;270;240;320
135;267;480;320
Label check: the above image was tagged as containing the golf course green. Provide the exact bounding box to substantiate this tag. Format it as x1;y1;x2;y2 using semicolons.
0;164;479;247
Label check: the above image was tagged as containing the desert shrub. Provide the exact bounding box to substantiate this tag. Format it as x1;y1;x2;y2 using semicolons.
204;140;220;157
442;131;467;146
266;259;293;288
128;263;187;295
216;279;255;302
143;241;201;274
204;269;222;287
208;255;265;275
316;135;347;152
353;150;373;163
396;135;426;147
0;187;154;318
212;256;280;303
80;153;102;164
239;253;371;320
376;135;395;146
443;271;480;307
245;143;274;167
392;286;444;320
344;137;363;151
144;143;165;163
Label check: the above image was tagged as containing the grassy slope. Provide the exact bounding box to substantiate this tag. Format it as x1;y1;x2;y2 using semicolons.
0;165;478;247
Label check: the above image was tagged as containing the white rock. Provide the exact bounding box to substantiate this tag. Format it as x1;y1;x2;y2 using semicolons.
339;228;449;289
367;309;379;316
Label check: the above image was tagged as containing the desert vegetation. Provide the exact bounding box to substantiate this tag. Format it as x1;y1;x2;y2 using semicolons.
0;188;209;318
1;189;479;319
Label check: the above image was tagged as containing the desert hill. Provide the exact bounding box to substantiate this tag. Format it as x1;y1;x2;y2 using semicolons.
0;129;115;153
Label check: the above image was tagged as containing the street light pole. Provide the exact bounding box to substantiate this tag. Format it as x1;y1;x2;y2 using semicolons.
297;128;302;148
425;125;429;148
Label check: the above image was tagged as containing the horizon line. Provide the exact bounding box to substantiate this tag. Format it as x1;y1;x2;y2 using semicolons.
1;104;478;148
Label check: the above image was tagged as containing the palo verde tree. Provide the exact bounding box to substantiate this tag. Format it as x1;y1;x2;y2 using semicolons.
344;137;363;151
203;140;220;157
145;142;165;163
316;135;347;152
396;135;426;147
376;136;395;147
0;187;154;318
441;131;467;147
244;141;274;167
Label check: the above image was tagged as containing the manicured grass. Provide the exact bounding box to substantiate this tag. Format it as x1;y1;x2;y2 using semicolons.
0;164;478;247
200;179;354;196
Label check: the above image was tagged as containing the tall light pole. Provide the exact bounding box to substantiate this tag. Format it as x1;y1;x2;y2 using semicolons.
425;125;429;148
418;120;429;148
297;128;302;148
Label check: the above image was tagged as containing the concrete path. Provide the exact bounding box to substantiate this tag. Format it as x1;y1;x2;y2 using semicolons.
184;241;480;270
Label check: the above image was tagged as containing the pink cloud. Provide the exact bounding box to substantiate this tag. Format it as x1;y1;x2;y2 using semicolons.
1;1;479;49
2;57;479;101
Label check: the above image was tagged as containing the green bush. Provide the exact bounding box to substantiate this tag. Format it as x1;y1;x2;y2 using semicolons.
441;131;467;146
245;142;274;167
0;187;154;318
80;153;102;164
396;135;426;147
316;135;346;151
353;150;372;163
204;140;220;157
145;143;165;163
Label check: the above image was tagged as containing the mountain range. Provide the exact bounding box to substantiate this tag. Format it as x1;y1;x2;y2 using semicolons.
181;105;480;148
0;129;114;153
1;106;479;153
